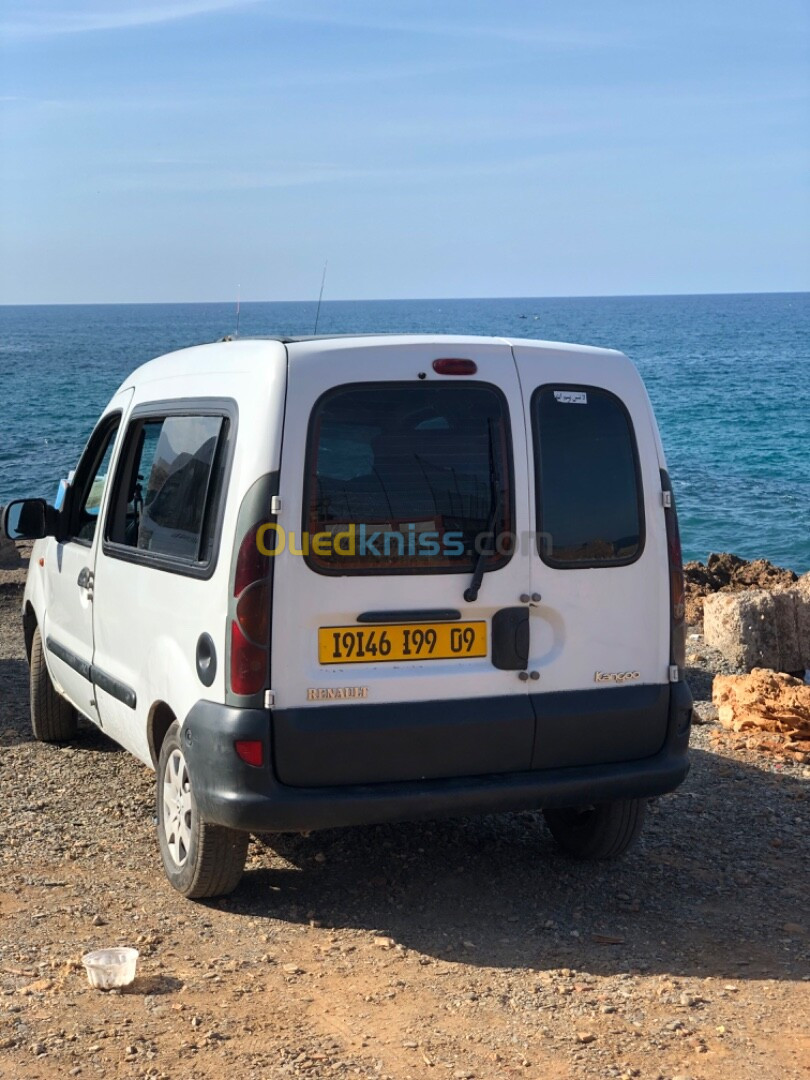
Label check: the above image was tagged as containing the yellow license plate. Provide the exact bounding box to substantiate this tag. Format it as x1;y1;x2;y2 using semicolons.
318;621;487;664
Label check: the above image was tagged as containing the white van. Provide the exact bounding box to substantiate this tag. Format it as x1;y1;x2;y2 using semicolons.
4;335;692;898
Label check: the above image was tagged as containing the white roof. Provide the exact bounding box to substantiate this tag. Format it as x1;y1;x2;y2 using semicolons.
116;333;625;393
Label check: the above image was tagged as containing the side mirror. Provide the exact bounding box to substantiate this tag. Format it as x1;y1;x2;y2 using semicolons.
2;498;56;541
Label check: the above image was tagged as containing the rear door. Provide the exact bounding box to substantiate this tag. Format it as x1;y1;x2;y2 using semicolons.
512;343;671;770
271;338;534;786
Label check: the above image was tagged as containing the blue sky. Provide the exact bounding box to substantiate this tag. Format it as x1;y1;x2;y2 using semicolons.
1;0;808;303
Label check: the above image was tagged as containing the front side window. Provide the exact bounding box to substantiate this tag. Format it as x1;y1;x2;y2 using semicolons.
306;382;513;573
73;418;120;543
107;414;226;564
533;386;644;567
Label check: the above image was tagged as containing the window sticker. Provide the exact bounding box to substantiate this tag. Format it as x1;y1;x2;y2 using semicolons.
553;390;588;405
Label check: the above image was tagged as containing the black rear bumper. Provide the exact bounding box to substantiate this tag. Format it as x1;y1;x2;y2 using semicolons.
183;682;692;833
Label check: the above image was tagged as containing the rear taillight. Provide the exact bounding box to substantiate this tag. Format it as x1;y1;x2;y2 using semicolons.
662;473;686;670
234;524;269;596
231;525;269;695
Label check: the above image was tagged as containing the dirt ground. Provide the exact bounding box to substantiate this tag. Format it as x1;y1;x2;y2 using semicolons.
0;580;808;1080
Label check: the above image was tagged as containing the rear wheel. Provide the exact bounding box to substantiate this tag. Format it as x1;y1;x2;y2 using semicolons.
543;798;647;860
30;626;77;743
157;721;248;898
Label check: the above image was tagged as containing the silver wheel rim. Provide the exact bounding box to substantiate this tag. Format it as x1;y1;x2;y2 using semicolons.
162;748;193;868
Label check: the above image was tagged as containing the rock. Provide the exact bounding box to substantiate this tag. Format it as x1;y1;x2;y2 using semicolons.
782;923;805;936
692;700;718;725
575;1032;597;1044
373;936;395;948
704;587;810;672
684;554;798;624
712;669;810;759
0;531;23;569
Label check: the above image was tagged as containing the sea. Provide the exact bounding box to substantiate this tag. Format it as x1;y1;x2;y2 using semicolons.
0;293;808;572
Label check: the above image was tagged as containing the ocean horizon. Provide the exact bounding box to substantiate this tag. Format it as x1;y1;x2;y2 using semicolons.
1;292;808;573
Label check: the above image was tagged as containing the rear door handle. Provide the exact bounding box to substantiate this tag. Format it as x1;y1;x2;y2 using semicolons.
77;567;94;590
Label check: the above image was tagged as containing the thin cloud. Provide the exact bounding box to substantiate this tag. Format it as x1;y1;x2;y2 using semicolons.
101;151;604;194
1;0;259;38
271;4;638;50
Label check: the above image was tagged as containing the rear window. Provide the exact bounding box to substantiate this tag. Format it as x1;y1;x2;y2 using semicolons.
533;386;644;567
305;382;513;574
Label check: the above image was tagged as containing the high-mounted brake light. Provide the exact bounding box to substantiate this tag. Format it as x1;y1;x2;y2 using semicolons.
432;358;477;376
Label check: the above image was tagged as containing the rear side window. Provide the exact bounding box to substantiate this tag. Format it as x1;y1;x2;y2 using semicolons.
532;386;644;567
305;382;513;574
106;413;227;566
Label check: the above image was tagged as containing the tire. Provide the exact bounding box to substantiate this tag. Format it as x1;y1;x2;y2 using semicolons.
156;721;248;898
543;798;647;860
29;626;77;743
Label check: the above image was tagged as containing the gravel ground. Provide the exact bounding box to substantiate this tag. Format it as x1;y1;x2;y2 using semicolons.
0;580;808;1080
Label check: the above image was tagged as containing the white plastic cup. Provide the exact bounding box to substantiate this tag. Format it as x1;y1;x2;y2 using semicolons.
82;947;139;990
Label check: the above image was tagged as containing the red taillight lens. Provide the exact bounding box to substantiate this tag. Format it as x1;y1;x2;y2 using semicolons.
231;522;271;696
230;619;266;696
234;524;270;596
663;480;686;669
432;358;478;376
234;739;264;767
236;580;269;645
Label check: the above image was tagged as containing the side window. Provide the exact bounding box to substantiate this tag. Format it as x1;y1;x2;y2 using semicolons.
305;382;513;574
533;386;644;567
72;418;121;543
107;414;227;565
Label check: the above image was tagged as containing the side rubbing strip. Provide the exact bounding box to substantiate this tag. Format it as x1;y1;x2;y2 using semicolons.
46;636;92;682
92;667;137;709
44;637;136;709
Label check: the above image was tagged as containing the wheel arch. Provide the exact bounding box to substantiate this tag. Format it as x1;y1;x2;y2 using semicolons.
147;700;177;768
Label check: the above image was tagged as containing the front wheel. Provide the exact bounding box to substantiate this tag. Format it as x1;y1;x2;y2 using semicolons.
157;721;249;898
30;626;77;743
543;798;647;860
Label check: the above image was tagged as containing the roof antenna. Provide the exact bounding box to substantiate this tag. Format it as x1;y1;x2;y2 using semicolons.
313;260;328;335
235;283;241;338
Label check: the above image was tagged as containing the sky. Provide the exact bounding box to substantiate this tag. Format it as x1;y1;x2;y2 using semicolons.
0;0;808;303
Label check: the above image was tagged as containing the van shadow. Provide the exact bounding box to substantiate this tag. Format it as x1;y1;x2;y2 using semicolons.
228;748;808;984
0;656;121;754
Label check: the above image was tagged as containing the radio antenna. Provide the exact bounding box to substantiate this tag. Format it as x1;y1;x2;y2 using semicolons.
313;261;328;335
235;284;241;338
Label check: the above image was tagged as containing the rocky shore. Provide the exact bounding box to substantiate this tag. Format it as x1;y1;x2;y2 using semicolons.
684;552;799;626
0;547;808;1080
